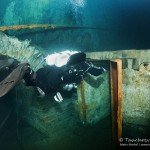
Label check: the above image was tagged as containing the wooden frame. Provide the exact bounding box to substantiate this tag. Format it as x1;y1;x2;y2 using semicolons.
77;59;123;145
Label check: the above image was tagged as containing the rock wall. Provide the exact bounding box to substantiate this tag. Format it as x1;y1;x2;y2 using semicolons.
77;61;110;125
123;61;150;126
87;51;150;137
0;32;47;70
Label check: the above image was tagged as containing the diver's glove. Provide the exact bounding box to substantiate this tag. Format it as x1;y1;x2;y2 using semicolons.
54;92;63;103
36;87;45;97
85;62;107;76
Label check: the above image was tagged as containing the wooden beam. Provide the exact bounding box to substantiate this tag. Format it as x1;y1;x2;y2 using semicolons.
116;59;123;143
110;59;123;145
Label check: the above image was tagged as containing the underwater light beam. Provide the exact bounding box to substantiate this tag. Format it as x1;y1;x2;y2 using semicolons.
70;0;86;7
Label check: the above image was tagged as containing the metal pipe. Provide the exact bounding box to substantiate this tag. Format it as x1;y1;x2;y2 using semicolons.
0;24;108;32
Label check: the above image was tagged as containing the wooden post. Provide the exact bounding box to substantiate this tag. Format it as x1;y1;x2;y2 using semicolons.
77;81;87;124
110;59;123;146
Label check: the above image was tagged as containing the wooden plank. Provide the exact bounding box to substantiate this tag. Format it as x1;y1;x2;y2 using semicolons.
110;61;118;144
110;59;123;145
116;60;123;143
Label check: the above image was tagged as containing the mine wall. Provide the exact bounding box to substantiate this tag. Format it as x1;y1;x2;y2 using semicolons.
0;33;150;140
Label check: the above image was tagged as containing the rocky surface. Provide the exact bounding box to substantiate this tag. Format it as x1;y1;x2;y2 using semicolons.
0;32;47;71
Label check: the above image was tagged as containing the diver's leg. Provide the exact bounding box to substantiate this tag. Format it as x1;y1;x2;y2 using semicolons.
36;87;45;97
54;92;63;102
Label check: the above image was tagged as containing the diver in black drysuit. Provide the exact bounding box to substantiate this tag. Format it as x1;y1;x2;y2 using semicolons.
23;52;106;102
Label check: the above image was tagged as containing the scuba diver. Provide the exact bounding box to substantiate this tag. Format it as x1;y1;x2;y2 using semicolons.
0;51;106;102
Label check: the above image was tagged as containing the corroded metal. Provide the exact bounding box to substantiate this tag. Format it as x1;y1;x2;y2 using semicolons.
0;24;56;31
0;24;108;32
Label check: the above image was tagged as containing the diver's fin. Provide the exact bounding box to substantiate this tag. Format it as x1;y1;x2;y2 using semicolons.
0;59;14;71
0;63;29;98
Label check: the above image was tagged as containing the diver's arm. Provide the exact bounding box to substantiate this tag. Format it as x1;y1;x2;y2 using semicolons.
87;66;106;76
84;62;107;76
